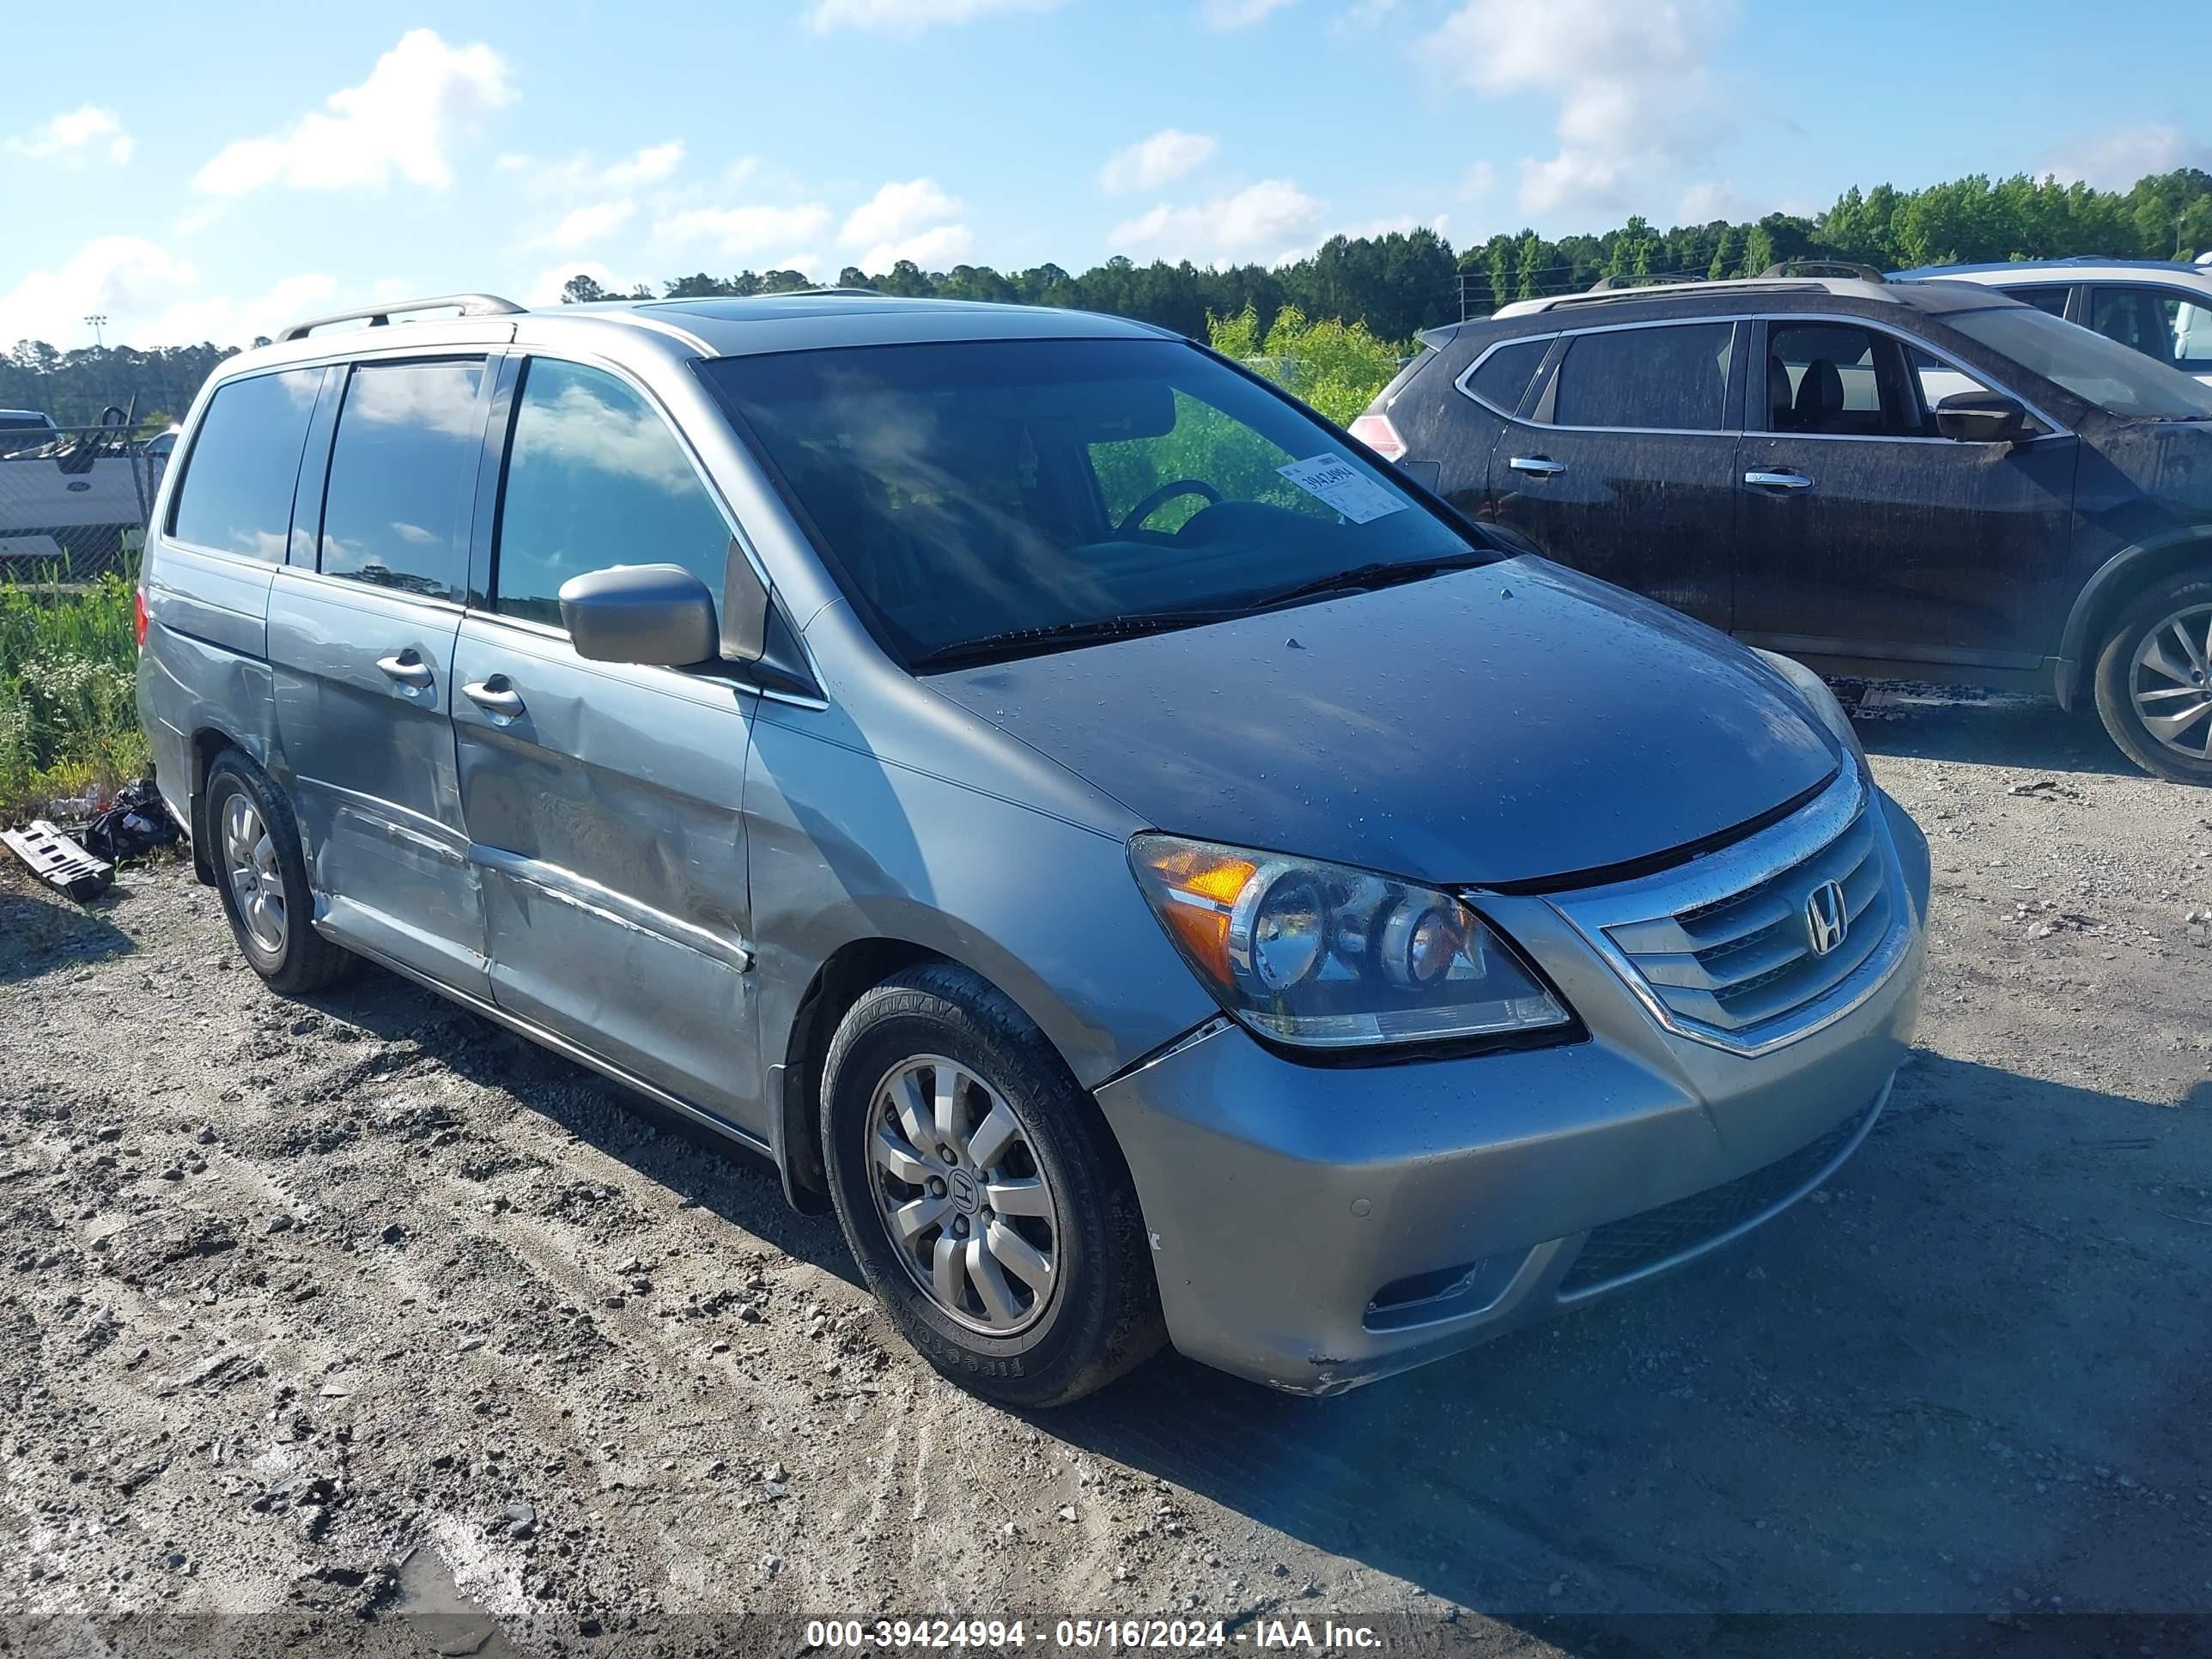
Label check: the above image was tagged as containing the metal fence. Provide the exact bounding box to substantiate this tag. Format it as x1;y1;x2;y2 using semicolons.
0;420;173;582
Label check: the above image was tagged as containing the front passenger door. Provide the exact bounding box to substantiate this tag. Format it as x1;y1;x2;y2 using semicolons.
1733;319;2079;670
453;356;768;1133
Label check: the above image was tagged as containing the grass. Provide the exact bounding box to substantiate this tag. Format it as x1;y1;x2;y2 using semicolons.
0;566;149;826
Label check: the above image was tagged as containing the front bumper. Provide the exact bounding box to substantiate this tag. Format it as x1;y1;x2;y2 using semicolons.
1092;785;1929;1395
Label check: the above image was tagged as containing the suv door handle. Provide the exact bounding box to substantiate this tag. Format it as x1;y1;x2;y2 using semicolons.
375;650;434;690
1744;470;1814;491
462;677;526;722
1508;455;1565;477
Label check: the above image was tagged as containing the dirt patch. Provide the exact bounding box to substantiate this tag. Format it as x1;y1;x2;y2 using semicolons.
3;694;2209;1652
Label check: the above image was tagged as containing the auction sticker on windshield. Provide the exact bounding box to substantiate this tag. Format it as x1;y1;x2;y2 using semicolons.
1276;454;1407;524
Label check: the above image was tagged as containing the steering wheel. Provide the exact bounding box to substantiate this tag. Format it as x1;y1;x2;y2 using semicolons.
1115;478;1221;537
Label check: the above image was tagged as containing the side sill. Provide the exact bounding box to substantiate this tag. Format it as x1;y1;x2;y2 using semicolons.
320;928;777;1165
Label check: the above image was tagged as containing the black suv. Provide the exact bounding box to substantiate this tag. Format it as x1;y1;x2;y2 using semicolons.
1354;268;2212;782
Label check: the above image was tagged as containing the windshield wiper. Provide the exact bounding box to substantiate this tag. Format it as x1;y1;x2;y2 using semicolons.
908;609;1238;672
1240;549;1495;612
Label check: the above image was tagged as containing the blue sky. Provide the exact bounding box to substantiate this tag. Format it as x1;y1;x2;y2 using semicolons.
3;0;2203;349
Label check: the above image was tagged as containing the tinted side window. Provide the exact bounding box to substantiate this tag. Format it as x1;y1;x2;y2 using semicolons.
1549;324;1732;431
2002;285;2072;318
1765;323;1928;438
493;360;732;629
170;370;322;560
1463;337;1550;415
319;361;483;600
2092;287;2212;370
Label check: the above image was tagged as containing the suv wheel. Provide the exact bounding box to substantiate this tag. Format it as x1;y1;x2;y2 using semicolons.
2094;576;2212;784
819;963;1164;1407
204;753;357;994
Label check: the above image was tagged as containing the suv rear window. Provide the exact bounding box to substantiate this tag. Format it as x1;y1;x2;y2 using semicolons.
318;361;484;600
1549;324;1733;432
170;370;322;560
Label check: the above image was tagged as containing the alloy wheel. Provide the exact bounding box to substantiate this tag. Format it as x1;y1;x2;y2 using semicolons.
2130;604;2212;761
220;793;287;955
866;1054;1060;1335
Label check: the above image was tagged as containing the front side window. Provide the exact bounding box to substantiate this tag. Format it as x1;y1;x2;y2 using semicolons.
1548;323;1733;432
1944;305;2212;419
2090;287;2212;372
319;361;483;599
170;370;322;560
699;338;1481;669
1764;322;1928;438
494;360;732;629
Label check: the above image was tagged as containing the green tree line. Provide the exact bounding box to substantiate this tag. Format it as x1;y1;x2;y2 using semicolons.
9;166;2209;423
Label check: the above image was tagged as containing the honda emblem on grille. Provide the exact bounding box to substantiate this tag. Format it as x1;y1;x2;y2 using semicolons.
1804;879;1849;957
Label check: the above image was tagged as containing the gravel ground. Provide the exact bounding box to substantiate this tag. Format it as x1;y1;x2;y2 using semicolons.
2;687;2209;1656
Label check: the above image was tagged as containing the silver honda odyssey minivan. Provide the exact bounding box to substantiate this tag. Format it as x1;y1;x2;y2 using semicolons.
137;290;1929;1404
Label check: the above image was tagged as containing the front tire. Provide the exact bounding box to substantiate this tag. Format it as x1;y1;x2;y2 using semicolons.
819;963;1164;1407
2094;576;2212;784
204;752;357;995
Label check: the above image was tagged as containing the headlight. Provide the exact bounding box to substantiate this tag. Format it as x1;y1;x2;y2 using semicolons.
1753;648;1865;763
1130;835;1571;1051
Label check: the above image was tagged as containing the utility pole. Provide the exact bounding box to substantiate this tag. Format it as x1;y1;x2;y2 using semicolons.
83;313;108;348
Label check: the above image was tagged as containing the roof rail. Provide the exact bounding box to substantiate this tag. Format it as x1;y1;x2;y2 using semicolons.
1759;260;1886;283
1585;270;1708;293
276;293;526;343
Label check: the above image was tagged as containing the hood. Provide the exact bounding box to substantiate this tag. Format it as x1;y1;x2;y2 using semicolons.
927;557;1840;889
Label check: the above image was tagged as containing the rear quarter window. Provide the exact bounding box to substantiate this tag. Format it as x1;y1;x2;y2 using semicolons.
1462;337;1551;415
169;370;323;560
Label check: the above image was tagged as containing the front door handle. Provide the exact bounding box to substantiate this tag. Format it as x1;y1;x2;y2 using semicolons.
1508;455;1565;477
375;649;434;690
1744;470;1814;491
462;676;526;723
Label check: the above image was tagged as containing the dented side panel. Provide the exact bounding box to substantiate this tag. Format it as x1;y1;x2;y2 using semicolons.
452;617;763;1133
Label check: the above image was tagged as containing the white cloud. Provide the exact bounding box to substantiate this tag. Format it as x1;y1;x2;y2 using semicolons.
805;0;1057;29
191;29;513;196
1202;0;1294;27
1340;0;1396;23
856;223;975;271
1423;0;1733;219
0;238;354;349
2042;125;2208;191
538;199;636;251
841;178;962;248
603;141;684;186
7;105;133;164
1110;179;1325;263
1099;130;1217;194
1459;160;1496;199
1677;179;1759;222
658;203;836;258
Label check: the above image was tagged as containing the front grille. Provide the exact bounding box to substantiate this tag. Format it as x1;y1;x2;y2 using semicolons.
1601;805;1893;1037
1558;1101;1875;1296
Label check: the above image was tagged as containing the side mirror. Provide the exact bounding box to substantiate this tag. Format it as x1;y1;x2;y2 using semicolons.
1935;390;2029;445
558;564;720;666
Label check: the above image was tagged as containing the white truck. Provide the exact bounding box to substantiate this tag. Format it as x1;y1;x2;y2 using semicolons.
0;410;173;570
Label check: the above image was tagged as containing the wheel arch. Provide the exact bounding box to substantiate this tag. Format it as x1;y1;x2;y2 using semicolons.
185;723;270;884
2056;527;2212;709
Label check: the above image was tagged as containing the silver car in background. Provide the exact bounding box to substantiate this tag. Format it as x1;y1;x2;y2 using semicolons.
137;291;1928;1404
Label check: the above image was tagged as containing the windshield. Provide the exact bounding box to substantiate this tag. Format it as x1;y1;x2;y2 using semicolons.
700;337;1483;668
1943;306;2212;419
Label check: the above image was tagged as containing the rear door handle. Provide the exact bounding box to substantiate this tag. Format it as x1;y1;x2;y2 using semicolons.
1508;455;1565;477
462;677;526;723
375;649;434;690
1744;470;1814;491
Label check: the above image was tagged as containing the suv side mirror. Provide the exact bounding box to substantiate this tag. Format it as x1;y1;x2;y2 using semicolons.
559;564;719;666
1935;390;2030;445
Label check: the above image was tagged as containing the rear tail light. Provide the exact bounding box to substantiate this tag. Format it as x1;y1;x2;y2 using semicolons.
1348;411;1407;463
133;586;149;650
